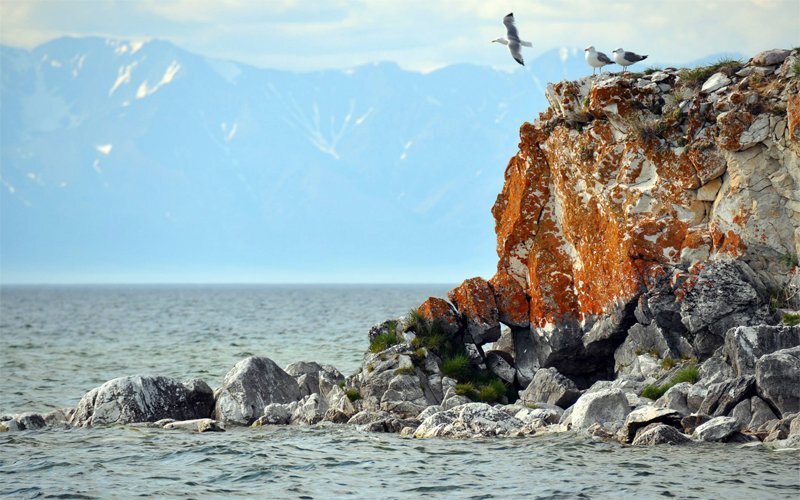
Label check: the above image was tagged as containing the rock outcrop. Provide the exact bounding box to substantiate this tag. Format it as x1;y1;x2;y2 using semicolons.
213;356;301;425
70;376;214;427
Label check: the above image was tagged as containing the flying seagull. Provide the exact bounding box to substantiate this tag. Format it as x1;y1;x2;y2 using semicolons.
612;48;648;73
584;46;613;75
492;12;532;66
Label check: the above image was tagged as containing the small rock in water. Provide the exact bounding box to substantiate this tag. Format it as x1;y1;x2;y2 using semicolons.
693;416;741;442
632;423;691;446
164;418;225;432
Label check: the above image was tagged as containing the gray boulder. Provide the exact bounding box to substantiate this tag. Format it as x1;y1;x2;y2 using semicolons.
519;367;581;408
755;346;800;416
514;406;563;426
681;414;711;434
380;374;429;418
213;356;301;426
614;323;693;377
655;382;692;416
291;394;327;425
570;388;631;430
748;396;778;429
693;416;740;442
723;325;800;376
632;423;691;446
679;261;770;358
284;361;345;399
71;376;214;427
255;403;294;425
730;399;752;428
699;352;735;386
698;376;756;417
620;405;683;443
414;402;529;438
512;327;541;387
485;351;516;384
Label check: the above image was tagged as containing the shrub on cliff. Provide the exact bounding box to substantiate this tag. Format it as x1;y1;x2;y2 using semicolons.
441;354;471;379
677;58;743;86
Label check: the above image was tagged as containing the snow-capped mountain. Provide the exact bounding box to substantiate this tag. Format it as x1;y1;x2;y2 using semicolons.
0;38;630;282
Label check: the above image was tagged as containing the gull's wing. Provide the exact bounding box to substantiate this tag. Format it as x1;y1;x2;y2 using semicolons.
624;51;647;62
503;12;520;42
597;51;613;64
508;41;524;65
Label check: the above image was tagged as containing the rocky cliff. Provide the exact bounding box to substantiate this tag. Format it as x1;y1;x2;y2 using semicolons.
440;49;800;386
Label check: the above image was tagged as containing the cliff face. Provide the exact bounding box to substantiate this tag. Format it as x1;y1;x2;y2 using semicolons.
487;49;799;380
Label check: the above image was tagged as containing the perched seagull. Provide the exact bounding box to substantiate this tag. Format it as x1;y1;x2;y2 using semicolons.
612;48;648;73
492;12;532;66
584;46;613;75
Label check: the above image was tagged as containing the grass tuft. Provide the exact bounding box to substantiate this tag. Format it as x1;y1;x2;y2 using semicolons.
783;313;800;326
661;357;677;370
395;366;416;376
640;364;700;399
678;58;743;85
345;388;361;402
370;331;400;353
441;354;471;380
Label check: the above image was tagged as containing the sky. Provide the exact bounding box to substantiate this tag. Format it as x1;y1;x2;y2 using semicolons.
1;0;798;72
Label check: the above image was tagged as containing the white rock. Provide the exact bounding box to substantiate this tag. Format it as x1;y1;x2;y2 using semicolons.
701;72;731;93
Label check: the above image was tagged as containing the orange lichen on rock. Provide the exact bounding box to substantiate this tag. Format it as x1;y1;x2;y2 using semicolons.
447;277;500;344
788;93;800;138
417;297;460;336
488;270;530;328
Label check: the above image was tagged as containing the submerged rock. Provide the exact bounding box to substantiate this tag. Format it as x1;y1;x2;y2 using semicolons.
71;376;214;427
213;356;301;426
164;418;225;432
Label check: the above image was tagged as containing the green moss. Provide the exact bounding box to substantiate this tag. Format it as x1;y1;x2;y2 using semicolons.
345;388;361;402
441;354;471;380
783;313;800;326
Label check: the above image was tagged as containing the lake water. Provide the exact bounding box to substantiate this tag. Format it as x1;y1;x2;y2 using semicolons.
1;285;799;498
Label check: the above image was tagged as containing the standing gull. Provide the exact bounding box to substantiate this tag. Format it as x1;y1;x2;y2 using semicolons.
612;48;648;73
492;12;532;66
584;46;613;75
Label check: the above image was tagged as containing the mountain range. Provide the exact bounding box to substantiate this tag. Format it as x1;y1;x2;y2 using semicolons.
0;37;740;283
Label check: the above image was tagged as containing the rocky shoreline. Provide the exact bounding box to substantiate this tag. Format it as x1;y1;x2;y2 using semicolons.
4;48;800;450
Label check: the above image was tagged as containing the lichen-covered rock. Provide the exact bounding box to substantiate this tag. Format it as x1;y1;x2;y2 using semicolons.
71;376;214;427
447;277;501;345
518;367;581;408
570;388;630;430
413;403;529;438
213;356;301;426
489;64;797;380
693;416;741;442
488;270;530;328
631;423;692;446
755;346;800;416
752;49;790;67
417;297;461;336
0;413;47;432
723;325;800;376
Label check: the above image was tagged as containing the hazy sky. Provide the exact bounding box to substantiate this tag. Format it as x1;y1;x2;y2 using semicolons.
2;0;798;72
